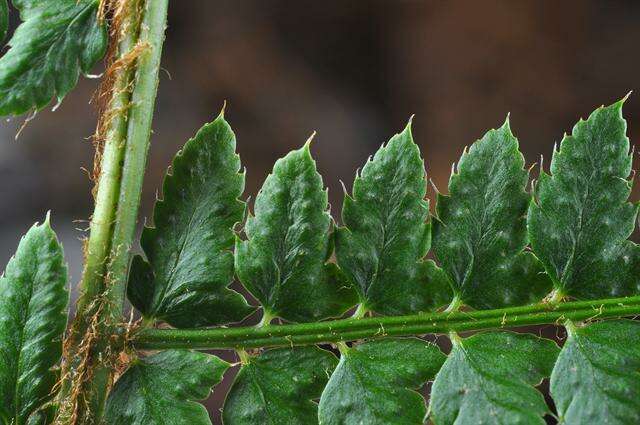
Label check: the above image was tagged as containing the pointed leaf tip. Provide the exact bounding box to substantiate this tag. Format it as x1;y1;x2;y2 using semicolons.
621;90;632;104
402;115;415;137
219;100;227;119
407;113;415;126
503;112;511;129
304;131;317;149
44;210;52;227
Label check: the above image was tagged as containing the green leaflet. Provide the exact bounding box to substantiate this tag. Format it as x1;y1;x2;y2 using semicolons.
0;218;68;425
127;115;252;327
223;346;337;425
336;121;451;315
430;331;559;425
432;120;551;309
318;338;445;425
0;0;108;116
528;99;640;299
235;142;357;323
551;320;640;424
0;0;8;43
104;350;228;425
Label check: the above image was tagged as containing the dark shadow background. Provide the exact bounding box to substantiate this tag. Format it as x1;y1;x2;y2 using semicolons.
1;1;639;423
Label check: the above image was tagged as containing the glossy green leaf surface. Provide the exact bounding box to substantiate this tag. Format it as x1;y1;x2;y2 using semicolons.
318;338;445;425
127;115;252;327
235;143;357;323
528;99;640;299
336;121;451;315
0;0;108;116
551;320;640;424
430;331;559;425
432;120;550;309
0;219;68;425
223;346;337;425
104;350;227;425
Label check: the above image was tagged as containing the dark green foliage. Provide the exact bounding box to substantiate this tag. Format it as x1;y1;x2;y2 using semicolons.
433;120;551;309
0;219;68;425
336;121;451;315
318;338;445;425
0;75;636;423
0;0;108;116
430;332;559;425
551;320;640;424
104;350;228;425
0;0;635;419
528;99;640;299
120;104;640;424
235;142;357;323
223;347;337;425
127;115;253;327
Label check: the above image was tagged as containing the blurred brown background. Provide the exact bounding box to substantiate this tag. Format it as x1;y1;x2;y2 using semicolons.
1;1;639;423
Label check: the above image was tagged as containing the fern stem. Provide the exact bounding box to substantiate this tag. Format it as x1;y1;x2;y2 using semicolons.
94;0;168;418
133;295;640;350
105;0;169;319
57;3;144;423
76;0;140;323
63;1;169;423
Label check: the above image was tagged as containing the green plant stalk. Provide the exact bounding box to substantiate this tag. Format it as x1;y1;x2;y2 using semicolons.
133;295;640;350
57;3;142;423
72;1;169;422
75;0;141;322
105;0;169;319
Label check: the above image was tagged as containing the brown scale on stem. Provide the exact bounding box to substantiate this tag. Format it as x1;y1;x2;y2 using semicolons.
91;0;146;191
55;1;146;423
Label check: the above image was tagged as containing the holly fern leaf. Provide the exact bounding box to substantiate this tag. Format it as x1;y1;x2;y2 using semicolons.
319;338;445;425
127;114;253;328
336;120;452;316
104;350;228;425
551;320;640;424
0;0;108;116
432;119;550;309
223;346;337;425
0;217;68;425
430;332;559;425
528;98;640;300
235;140;357;323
